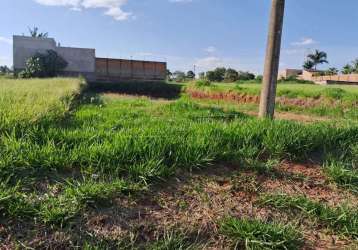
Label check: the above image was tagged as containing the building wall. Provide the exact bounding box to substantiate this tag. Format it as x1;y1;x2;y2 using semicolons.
95;58;167;82
278;69;302;79
56;47;95;73
311;74;358;85
13;35;167;82
13;36;95;78
13;36;56;71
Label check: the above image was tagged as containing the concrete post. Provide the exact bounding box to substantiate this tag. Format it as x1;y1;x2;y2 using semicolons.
259;0;285;118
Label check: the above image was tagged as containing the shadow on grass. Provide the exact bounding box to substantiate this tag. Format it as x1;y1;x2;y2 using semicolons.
88;81;183;100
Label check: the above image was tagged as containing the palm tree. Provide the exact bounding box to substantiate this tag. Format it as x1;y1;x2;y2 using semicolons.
307;50;328;70
326;67;338;76
342;64;353;75
303;60;314;70
28;27;48;38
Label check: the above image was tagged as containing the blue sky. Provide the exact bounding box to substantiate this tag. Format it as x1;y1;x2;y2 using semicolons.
1;0;358;73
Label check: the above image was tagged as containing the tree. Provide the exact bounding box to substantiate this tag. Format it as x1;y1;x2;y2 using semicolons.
28;27;48;38
166;69;173;81
238;71;255;81
352;59;358;73
19;50;67;78
303;60;315;70
186;70;196;80
206;67;226;82
326;67;338;76
306;50;328;70
255;75;263;82
205;71;217;82
198;72;206;79
173;71;186;82
224;68;239;82
213;67;226;82
0;65;11;75
342;64;353;75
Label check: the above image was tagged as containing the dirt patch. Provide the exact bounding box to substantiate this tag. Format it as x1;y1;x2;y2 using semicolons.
83;163;356;249
2;162;356;249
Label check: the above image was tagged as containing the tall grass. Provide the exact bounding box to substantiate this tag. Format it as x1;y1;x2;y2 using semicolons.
0;77;83;130
219;217;303;249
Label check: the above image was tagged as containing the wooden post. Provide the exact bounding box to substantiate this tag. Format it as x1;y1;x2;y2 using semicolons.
259;0;285;118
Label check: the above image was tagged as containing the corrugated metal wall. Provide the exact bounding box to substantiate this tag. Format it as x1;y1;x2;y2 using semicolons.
95;58;166;82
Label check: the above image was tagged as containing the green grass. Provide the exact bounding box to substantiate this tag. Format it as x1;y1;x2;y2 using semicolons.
184;81;358;119
148;231;201;250
260;194;358;238
324;161;358;193
1;88;357;227
220;217;303;249
0;77;84;130
1;78;358;247
211;82;358;100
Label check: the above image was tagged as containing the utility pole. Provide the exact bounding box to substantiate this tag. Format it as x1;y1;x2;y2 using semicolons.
259;0;285;118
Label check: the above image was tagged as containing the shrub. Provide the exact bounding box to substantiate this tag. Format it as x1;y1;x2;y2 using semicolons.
220;217;303;249
19;50;68;78
194;79;211;87
323;88;346;99
255;75;263;82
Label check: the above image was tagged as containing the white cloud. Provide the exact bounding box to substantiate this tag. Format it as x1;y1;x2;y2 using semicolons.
291;37;317;47
34;0;133;21
204;46;217;54
195;57;223;71
0;37;12;45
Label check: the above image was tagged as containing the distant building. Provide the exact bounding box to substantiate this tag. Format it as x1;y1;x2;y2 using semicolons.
279;68;358;85
278;69;303;80
13;35;167;82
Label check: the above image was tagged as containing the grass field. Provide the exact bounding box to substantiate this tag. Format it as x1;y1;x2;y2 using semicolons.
0;78;357;249
185;81;358;120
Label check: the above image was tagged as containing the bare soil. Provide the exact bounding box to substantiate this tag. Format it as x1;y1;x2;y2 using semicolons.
186;89;337;109
82;162;357;249
1;161;357;249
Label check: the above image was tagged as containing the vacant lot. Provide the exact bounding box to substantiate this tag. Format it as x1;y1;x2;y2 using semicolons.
186;82;358;120
0;78;357;249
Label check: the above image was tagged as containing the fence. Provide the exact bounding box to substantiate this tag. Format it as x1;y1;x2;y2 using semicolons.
95;58;167;82
311;74;358;85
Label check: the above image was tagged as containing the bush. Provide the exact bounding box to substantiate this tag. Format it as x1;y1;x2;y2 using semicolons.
255;75;263;82
194;79;211;87
19;50;68;78
323;88;346;100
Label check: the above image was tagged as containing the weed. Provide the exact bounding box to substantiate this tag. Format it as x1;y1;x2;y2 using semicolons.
260;194;358;238
220;217;303;249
